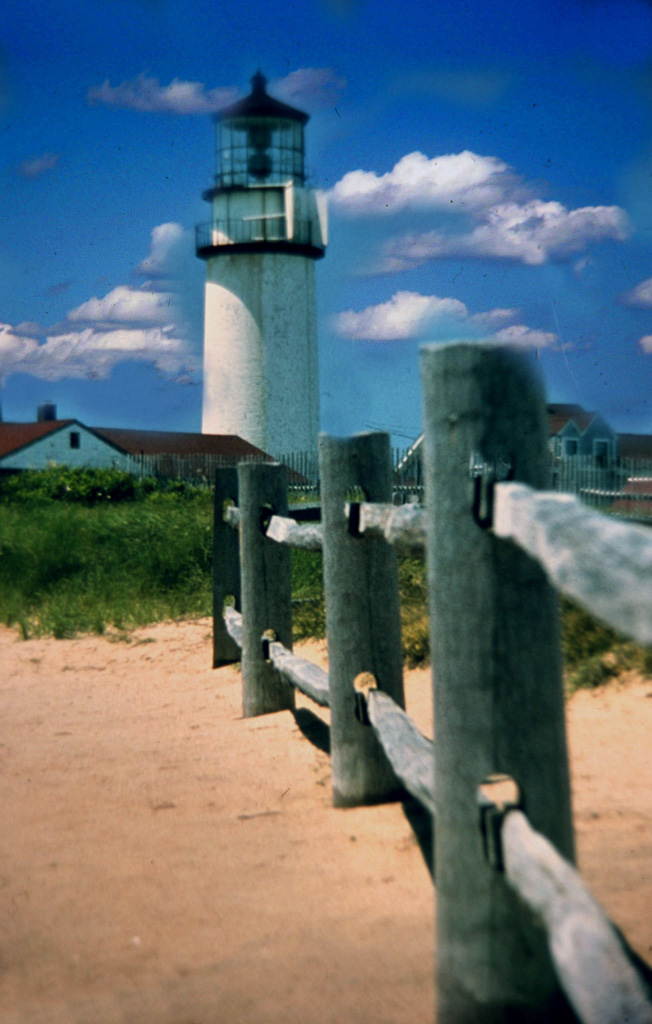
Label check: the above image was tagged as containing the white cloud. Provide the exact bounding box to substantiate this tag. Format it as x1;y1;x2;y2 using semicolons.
470;307;520;326
0;225;198;385
0;324;40;366
492;324;558;349
330;150;631;267
87;74;237;115
332;291;556;349
18;152;60;178
621;277;652;308
333;291;469;341
639;335;652;353
573;256;592;275
135;222;185;278
67;285;177;327
376;200;629;270
1;326;197;383
330;150;512;215
88;68;345;117
272;67;347;110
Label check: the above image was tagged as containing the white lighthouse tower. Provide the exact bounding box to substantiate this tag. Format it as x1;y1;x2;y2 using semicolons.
197;72;327;457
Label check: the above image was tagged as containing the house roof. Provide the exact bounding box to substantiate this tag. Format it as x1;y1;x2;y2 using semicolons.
617;433;652;459
546;404;597;435
0;421;272;462
397;405;613;468
92;427;269;458
0;419;76;458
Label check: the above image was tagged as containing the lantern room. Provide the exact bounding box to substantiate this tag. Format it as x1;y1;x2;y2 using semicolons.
196;71;326;261
212;71;307;189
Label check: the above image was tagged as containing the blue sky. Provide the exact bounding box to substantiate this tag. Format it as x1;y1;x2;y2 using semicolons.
2;0;652;446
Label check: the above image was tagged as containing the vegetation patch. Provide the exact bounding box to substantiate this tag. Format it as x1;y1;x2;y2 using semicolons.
1;469;650;693
0;468;213;638
561;597;652;693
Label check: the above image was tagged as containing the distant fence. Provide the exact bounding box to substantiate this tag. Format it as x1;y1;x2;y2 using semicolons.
124;449;319;490
551;455;652;521
211;342;652;1024
125;451;269;485
125;446;419;499
122;434;652;520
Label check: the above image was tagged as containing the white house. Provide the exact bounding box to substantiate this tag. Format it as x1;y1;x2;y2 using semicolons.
0;419;129;472
0;406;272;475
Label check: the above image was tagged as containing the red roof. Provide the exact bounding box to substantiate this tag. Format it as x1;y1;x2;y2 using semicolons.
92;427;269;458
0;420;76;458
617;433;652;459
547;404;596;435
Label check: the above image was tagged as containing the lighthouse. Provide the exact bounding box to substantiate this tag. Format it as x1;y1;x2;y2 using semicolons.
196;72;327;457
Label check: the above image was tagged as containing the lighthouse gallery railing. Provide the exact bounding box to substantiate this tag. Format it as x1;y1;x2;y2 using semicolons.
195;216;324;252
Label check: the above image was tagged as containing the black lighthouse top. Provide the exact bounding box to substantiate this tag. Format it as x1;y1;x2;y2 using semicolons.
212;72;308;189
216;72;309;127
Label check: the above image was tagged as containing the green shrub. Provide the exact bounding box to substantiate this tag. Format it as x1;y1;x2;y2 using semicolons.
0;465;145;505
291;549;326;641
0;465;211;506
398;558;429;667
0;500;213;637
560;597;652;692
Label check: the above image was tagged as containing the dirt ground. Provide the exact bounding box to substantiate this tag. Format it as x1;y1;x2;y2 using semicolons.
0;618;650;1024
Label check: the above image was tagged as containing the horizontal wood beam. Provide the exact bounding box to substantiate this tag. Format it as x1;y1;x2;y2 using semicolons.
266;515;323;550
349;501;426;556
503;810;652;1024
266;639;330;706
494;482;652;646
366;689;435;815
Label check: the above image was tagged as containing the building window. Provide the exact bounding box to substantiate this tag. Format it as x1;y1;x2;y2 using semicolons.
594;440;610;466
69;431;80;450
564;439;578;456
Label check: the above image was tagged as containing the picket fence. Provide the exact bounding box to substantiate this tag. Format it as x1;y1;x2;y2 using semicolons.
211;342;652;1024
124;449;318;489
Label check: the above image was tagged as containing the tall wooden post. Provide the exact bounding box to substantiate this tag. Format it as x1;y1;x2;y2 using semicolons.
319;431;405;807
212;467;241;668
421;342;575;1022
238;461;295;718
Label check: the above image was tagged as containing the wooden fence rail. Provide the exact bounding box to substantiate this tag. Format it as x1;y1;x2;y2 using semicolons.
493;481;652;646
210;341;652;1024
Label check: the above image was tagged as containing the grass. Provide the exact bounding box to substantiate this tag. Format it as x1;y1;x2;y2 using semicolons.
1;467;650;693
0;481;214;638
290;550;652;690
560;597;652;693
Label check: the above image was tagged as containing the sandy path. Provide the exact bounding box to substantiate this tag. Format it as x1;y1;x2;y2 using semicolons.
0;619;650;1024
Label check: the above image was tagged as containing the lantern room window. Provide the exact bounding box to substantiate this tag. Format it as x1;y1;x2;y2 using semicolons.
216;117;305;188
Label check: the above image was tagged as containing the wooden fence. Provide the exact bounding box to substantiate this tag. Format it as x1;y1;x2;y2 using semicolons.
211;342;652;1024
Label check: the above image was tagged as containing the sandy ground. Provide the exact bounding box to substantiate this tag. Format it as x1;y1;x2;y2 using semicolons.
0;618;650;1024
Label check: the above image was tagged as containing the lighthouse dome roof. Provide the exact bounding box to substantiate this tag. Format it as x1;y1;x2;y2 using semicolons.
216;71;309;126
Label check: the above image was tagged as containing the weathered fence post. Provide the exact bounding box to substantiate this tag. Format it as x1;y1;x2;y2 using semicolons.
421;342;576;1022
238;461;295;718
319;431;405;807
213;467;241;668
